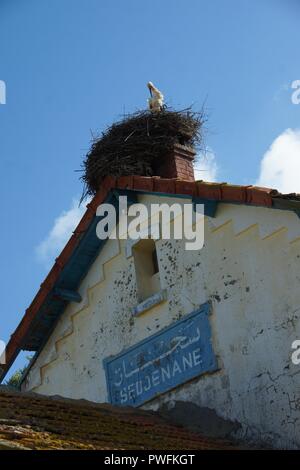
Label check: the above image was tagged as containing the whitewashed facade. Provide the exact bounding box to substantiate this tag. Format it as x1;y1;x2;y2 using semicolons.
22;195;300;449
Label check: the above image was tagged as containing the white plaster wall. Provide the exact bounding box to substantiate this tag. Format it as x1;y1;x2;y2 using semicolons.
23;196;300;449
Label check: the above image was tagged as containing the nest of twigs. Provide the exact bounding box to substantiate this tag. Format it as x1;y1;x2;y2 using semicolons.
80;107;206;199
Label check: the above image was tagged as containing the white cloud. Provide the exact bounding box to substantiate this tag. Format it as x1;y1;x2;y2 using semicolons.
194;151;218;182
36;198;88;268
256;129;300;193
0;340;6;365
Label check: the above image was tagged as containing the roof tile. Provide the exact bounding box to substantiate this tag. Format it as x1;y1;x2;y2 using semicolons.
246;186;273;206
0;389;242;450
117;175;134;190
221;184;249;203
133;175;154;191
153;177;176;194
196;181;223;200
1;175;297;382
175;179;196;196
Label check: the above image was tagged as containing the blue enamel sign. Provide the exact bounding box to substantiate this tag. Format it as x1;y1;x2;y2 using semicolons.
103;303;217;407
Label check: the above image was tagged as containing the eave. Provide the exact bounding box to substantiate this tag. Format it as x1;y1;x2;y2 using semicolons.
1;175;300;382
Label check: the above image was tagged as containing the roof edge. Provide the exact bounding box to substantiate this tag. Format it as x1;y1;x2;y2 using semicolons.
1;176;299;382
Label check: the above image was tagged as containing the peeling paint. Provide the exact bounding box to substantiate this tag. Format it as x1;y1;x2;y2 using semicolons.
22;197;300;449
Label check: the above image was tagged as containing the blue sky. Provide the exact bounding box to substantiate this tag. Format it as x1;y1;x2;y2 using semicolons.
0;0;299;377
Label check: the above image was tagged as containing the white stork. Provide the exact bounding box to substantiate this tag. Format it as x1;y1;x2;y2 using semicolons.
147;81;164;112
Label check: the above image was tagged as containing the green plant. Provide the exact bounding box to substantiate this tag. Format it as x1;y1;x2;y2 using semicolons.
5;356;33;390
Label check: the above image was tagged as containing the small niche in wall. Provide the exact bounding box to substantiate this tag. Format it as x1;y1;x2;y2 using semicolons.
132;239;161;303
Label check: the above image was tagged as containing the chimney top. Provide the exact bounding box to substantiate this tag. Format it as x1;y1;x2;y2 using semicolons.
82;108;202;199
153;143;196;181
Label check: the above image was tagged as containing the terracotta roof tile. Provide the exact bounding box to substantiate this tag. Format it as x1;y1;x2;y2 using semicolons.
196;181;223;200
0;388;241;450
132;175;154;192
1;176;299;382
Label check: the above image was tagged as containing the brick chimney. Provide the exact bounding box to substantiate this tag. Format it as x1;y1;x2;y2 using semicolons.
153;143;196;181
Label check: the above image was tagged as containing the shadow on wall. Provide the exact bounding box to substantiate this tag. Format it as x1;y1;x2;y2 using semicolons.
158;401;242;440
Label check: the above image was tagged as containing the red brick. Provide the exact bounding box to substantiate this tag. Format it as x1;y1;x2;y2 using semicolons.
246;186;273;206
221;185;248;203
196;182;223;200
91;186;108;208
117;176;134;189
153;144;196;181
133;176;154;192
175;180;196;195
153;178;176;194
102;175;117;192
